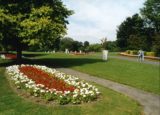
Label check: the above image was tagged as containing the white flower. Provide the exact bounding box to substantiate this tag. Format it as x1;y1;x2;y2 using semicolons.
40;89;45;93
6;64;101;104
73;94;78;98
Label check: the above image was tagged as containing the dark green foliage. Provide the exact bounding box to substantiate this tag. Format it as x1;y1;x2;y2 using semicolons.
152;33;160;56
72;41;83;51
60;37;84;52
60;37;74;51
88;44;102;52
116;14;144;50
141;0;160;55
116;0;160;55
83;41;90;53
128;35;148;50
84;41;90;48
141;0;160;33
106;41;119;52
0;0;73;59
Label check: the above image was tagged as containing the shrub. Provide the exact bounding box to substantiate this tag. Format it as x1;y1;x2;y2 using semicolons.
126;50;131;54
126;50;138;55
145;52;155;57
132;50;138;55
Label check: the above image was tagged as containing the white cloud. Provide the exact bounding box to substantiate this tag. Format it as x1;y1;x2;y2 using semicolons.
62;0;145;43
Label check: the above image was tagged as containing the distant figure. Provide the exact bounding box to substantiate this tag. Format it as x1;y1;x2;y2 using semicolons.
138;50;144;62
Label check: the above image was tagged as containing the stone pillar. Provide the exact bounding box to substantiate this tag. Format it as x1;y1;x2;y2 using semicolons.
79;50;82;54
65;49;69;54
102;50;108;61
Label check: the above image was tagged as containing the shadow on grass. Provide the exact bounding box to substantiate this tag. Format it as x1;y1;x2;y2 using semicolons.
22;53;47;57
33;58;104;68
0;57;104;68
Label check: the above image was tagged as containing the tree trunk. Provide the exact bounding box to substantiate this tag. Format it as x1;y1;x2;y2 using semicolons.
16;40;22;62
17;47;22;61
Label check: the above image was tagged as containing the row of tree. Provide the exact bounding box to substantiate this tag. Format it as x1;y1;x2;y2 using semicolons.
28;37;88;52
27;37;118;53
116;0;160;56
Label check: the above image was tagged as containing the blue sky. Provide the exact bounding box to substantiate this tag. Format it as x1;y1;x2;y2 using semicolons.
62;0;145;43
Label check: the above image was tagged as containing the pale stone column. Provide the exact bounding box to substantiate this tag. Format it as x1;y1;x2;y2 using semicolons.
65;49;69;54
102;50;108;61
79;50;82;54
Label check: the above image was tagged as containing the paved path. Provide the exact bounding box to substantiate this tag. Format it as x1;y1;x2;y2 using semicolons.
109;55;159;66
57;68;160;115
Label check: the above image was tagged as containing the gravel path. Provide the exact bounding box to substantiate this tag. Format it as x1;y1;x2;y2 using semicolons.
109;55;159;66
57;68;160;115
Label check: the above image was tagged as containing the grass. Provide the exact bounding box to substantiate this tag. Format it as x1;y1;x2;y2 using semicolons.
74;58;159;94
21;52;160;95
0;59;142;115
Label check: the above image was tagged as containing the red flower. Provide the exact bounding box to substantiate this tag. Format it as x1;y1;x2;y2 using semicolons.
19;66;75;92
5;54;17;59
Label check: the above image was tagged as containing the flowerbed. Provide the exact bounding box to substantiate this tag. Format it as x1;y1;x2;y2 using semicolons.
6;65;100;105
0;54;17;59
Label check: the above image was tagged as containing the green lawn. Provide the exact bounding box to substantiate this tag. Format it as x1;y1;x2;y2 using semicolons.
0;59;142;115
73;58;159;95
22;52;159;95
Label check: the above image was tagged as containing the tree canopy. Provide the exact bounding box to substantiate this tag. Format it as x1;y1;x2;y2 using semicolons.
116;0;160;56
117;14;144;50
141;0;160;33
0;0;73;60
60;37;84;52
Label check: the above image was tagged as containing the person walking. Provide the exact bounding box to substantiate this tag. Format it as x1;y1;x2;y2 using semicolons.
141;50;144;61
138;49;144;62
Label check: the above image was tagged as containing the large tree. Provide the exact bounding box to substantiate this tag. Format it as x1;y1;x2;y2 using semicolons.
116;14;144;50
141;0;160;55
60;37;83;51
141;0;160;33
106;41;119;52
0;0;73;60
84;41;89;48
60;37;74;51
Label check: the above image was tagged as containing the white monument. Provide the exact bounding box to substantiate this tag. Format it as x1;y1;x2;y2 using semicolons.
102;50;108;61
65;49;69;54
79;50;82;54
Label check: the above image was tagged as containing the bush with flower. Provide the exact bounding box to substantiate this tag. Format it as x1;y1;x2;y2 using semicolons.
6;64;100;105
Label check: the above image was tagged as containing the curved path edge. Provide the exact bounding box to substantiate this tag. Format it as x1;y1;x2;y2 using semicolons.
57;68;160;115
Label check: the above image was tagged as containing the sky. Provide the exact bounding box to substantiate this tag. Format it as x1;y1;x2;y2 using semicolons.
62;0;145;44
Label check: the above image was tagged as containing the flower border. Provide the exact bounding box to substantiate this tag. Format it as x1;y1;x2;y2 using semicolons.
6;64;100;105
